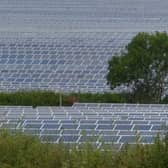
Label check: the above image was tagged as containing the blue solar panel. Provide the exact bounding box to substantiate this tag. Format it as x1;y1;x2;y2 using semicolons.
119;136;137;143
151;125;163;131
115;125;133;130
24;124;42;129
61;124;78;130
115;121;132;124
62;130;80;135
97;125;114;130
42;124;60;129
133;125;151;130
101;136;119;143
79;124;96;130
41;130;61;135
97;120;114;124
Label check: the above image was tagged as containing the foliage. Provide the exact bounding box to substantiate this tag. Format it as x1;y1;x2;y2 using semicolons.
1;131;168;168
1;90;168;105
107;32;168;103
0;91;127;107
71;92;127;103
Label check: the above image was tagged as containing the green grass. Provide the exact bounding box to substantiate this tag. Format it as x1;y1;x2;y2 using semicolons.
0;131;168;168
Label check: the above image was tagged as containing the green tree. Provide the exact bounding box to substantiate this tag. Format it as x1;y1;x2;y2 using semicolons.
107;32;168;103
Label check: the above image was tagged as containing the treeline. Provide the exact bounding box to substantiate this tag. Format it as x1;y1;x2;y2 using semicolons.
0;131;168;168
0;91;167;106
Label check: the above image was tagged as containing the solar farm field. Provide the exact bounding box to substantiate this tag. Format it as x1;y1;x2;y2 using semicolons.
0;0;168;158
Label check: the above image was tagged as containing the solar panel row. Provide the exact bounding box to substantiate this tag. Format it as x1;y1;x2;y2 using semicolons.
0;103;167;149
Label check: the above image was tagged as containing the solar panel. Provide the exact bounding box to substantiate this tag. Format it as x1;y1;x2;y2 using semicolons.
151;125;163;131
79;124;96;130
42;124;60;129
42;120;59;124
119;131;136;136
25;120;42;124
100;130;118;135
41;129;61;135
119;136;137;143
61;124;78;130
97;125;115;130
97;120;114;124
114;121;131;124
115;125;133;130
80;120;97;124
24;124;42;129
133;125;151;131
62;130;80;135
60;120;78;124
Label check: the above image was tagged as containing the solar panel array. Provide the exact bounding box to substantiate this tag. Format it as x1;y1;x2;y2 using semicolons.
0;32;134;92
0;0;168;92
1;0;168;32
0;103;167;149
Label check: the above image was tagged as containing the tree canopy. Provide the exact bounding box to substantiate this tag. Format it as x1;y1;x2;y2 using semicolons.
107;32;168;103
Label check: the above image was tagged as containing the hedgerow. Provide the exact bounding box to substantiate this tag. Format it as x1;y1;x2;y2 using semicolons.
0;91;127;107
0;90;167;106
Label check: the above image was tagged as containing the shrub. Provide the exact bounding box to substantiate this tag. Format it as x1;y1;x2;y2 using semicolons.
0;131;168;168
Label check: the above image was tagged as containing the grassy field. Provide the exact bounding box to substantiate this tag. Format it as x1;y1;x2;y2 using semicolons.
0;131;168;168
